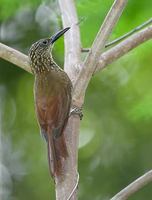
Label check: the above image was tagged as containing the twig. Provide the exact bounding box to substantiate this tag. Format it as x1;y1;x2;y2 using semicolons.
0;43;31;74
75;16;86;26
73;0;128;106
105;17;152;47
95;25;152;73
81;48;90;52
81;17;152;52
111;170;152;200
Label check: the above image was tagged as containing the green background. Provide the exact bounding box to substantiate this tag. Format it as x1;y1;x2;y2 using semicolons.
0;0;152;199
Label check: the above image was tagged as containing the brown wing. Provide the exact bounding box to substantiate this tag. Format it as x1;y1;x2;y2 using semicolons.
34;70;72;177
35;87;71;177
35;87;71;139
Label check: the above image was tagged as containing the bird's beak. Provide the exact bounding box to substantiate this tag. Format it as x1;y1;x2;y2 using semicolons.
50;27;70;44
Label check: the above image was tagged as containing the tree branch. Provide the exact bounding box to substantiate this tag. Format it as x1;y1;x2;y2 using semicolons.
0;42;31;74
95;25;152;73
1;25;152;80
105;17;152;48
56;1;81;200
111;170;152;200
81;17;152;52
58;0;81;82
73;0;128;106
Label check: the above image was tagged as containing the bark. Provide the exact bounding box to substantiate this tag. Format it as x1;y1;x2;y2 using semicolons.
57;0;81;199
0;42;31;73
111;170;152;200
95;25;152;73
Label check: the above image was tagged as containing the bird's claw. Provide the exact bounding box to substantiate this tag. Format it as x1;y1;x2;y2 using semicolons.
70;106;83;120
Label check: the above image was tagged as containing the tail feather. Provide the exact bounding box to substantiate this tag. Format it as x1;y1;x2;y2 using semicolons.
47;130;68;178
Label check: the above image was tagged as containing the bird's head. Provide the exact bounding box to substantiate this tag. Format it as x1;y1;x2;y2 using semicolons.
29;27;70;63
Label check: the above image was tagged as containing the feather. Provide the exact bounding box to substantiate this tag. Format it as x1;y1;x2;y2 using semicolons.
35;77;71;177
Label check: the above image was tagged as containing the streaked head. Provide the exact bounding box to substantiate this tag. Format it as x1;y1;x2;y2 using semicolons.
29;27;70;62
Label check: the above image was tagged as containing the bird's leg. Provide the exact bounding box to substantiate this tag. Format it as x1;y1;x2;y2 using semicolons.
69;106;83;120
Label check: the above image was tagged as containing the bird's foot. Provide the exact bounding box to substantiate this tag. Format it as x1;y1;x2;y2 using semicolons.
70;106;83;120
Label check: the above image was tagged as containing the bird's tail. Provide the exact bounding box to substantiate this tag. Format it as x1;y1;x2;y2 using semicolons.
47;129;68;178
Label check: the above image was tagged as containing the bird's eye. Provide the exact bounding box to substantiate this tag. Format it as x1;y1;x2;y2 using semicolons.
42;40;48;45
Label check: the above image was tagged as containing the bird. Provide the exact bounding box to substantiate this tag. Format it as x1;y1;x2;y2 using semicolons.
28;27;72;179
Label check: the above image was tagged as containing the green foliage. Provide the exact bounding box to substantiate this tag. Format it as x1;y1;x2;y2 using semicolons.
0;0;152;200
0;0;42;20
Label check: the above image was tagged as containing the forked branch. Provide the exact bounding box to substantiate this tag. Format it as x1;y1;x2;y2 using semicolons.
95;25;152;73
105;17;152;48
81;17;152;51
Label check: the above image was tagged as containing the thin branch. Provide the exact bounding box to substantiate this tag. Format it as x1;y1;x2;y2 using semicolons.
81;18;152;53
81;17;152;52
95;25;152;73
0;43;31;74
58;0;81;82
73;0;128;106
111;170;152;200
105;17;152;48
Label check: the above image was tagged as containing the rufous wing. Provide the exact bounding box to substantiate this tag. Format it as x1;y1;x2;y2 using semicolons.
35;89;71;177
